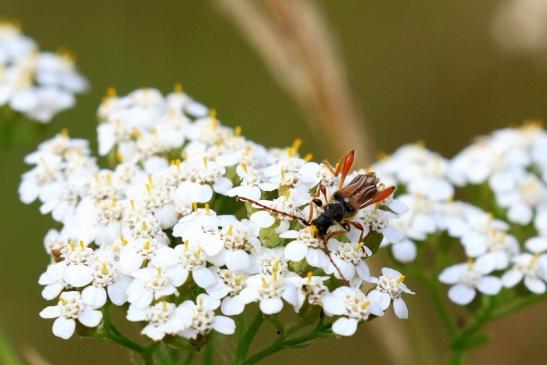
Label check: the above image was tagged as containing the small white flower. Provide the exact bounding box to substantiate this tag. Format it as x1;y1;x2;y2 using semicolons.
226;163;277;200
461;228;519;270
81;252;132;307
439;256;502;305
126;263;187;308
240;261;299;315
327;239;370;284
293;273;330;312
127;301;189;341
178;294;235;339
39;291;102;339
322;287;384;336
281;226;330;270
367;268;414;319
502;237;547;294
152;241;217;289
206;269;250;316
356;207;404;244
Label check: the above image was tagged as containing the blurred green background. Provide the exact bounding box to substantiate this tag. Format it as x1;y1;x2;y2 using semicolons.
1;0;546;364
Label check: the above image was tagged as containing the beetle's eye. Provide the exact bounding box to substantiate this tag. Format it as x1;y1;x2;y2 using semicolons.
312;198;323;207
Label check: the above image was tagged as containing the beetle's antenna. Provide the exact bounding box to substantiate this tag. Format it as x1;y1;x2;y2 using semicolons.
236;196;310;226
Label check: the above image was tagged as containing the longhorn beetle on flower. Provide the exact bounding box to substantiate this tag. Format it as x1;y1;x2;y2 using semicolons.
237;150;396;281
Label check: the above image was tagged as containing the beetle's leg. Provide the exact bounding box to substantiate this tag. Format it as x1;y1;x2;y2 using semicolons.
344;220;366;243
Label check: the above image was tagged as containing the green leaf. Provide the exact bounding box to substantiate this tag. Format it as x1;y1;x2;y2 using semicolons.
365;231;383;255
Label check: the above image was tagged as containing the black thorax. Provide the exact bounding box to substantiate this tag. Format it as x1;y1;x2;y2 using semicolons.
311;193;356;238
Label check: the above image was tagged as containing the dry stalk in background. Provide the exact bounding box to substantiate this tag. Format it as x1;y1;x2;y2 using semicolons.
22;346;51;365
214;1;411;364
214;0;374;164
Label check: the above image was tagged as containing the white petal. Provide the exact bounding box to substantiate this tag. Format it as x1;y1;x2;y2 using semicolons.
439;264;465;284
502;269;523;288
118;250;144;275
259;298;283;314
40;305;61;319
448;284;476;305
356;261;370;281
322;296;345;315
388;199;409;214
175;182;212;203
393;298;408;319
284;241;307;262
250;211;275;228
508;204;532;225
213;316;235;335
107;276;131;306
476;276;502;295
213;177;233;195
525;237;547;254
489;172;515;193
81;286;107;308
142;324;166;341
475;255;496;274
368;290;390;310
52;317;76;339
63;265;93;287
225;250;251;271
192;268;217;288
42;283;64;300
221;297;245;316
152;245;178;267
79;308;103;327
198;233;224;256
332;317;357;336
392;240;417;263
279;230;299;239
198;294;221;310
227;185;261;200
306;249;329;270
524;276;546;294
382;226;404;243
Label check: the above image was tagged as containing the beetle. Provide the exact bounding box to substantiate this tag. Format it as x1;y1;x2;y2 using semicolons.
237;150;395;280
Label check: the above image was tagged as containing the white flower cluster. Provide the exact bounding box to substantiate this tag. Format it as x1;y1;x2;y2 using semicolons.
0;21;87;122
375;123;547;305
21;87;413;341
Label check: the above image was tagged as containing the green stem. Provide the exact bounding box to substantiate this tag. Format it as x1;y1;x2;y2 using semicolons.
183;351;196;365
242;320;331;365
449;297;495;365
0;328;23;365
266;316;284;334
422;273;457;337
490;292;547;320
203;335;215;365
449;349;465;365
405;264;457;338
234;312;264;364
97;306;156;364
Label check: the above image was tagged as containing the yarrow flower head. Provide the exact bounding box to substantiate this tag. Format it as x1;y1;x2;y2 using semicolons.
21;86;412;355
374;122;547;309
0;20;87;122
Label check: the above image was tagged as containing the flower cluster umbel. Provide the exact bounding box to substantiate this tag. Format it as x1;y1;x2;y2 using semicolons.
375;122;547;305
0;20;87;122
21;87;413;343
